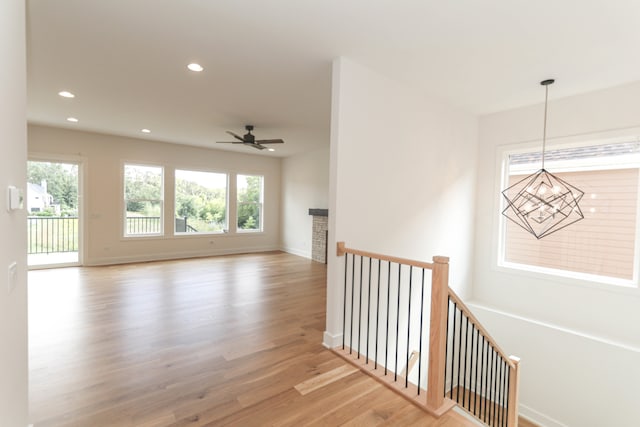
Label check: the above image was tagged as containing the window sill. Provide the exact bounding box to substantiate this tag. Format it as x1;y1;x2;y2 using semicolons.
496;260;639;295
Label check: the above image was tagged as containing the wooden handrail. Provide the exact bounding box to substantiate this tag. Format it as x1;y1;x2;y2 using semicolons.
333;241;519;426
447;288;516;370
336;242;435;270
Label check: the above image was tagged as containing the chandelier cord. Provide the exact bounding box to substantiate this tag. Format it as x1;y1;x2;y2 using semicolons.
542;83;549;170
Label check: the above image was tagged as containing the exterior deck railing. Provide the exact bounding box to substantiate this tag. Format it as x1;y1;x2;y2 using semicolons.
27;216;78;254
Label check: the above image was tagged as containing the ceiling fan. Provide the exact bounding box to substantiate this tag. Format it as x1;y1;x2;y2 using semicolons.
216;125;284;150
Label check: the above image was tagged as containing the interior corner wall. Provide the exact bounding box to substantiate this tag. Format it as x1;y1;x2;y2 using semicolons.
0;1;28;426
280;148;329;259
28;125;282;266
325;57;478;343
472;81;640;426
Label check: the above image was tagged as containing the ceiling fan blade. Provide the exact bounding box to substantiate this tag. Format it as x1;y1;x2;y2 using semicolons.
216;141;244;144
226;130;245;142
255;139;284;144
248;143;266;150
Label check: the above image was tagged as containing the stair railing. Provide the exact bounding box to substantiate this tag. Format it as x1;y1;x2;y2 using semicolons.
333;242;520;426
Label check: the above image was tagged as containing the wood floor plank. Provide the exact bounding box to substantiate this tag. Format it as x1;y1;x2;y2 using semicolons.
294;364;359;395
28;252;486;426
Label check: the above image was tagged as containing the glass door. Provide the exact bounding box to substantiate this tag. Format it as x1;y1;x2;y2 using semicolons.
27;160;81;267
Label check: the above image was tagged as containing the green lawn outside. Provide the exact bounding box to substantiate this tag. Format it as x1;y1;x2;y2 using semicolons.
27;216;79;254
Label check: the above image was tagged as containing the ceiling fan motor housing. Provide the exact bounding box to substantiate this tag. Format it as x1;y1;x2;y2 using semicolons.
244;125;255;143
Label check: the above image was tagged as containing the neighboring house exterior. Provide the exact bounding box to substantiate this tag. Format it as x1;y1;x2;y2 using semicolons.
27;180;53;213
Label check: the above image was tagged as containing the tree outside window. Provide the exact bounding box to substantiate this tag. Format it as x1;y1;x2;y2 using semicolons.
175;170;227;234
237;175;263;232
124;164;163;236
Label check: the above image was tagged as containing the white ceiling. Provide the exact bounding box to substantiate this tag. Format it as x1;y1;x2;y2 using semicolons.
26;0;640;157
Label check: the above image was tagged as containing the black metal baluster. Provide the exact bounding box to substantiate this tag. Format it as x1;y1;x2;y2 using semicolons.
342;252;348;350
504;360;509;427
418;268;425;395
349;253;355;354
495;351;500;426
357;256;363;358
462;316;469;407
449;301;457;399
366;257;372;364
490;348;496;426
469;323;476;410
385;261;391;375
394;264;401;382
483;338;488;423
474;328;480;416
493;352;499;427
405;266;412;388
443;295;451;396
375;259;381;369
485;345;493;425
456;308;463;402
498;357;504;426
505;363;511;427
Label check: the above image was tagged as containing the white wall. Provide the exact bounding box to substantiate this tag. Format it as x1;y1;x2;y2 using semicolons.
0;1;28;426
28;125;282;266
473;81;640;426
281;148;329;258
325;57;478;345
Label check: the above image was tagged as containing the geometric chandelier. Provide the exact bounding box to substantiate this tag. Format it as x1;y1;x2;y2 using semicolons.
501;79;585;239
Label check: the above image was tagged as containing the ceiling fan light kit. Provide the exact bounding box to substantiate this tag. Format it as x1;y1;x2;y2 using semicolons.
501;79;585;239
216;125;284;151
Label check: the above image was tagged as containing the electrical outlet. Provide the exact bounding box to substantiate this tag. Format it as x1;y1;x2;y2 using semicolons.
7;262;17;294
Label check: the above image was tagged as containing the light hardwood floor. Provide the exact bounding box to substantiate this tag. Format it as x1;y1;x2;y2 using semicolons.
29;252;524;427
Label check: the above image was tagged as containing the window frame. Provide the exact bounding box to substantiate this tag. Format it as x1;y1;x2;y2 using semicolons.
173;168;229;235
123;163;164;238
236;174;264;233
496;136;640;289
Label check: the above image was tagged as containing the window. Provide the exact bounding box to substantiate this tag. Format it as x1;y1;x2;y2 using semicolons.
500;140;640;285
124;164;163;236
237;174;263;232
175;169;227;234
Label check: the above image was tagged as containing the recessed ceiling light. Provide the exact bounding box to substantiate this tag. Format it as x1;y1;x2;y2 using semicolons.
141;128;151;133
267;148;275;152
66;117;78;123
58;91;75;98
187;63;204;72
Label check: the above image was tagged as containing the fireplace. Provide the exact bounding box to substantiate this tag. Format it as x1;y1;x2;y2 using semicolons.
309;209;328;263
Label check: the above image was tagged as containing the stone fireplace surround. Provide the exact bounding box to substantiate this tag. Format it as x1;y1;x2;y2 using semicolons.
308;209;328;263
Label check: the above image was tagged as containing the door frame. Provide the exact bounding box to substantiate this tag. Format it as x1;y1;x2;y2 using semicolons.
27;152;87;269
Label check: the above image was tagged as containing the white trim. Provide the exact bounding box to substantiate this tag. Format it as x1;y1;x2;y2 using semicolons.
467;302;640;354
494;131;640;294
27;154;87;268
323;331;342;349
281;246;312;259
86;245;280;266
519;403;570;427
122;162;165;238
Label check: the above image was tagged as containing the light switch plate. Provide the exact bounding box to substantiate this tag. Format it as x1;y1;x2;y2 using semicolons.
8;261;17;294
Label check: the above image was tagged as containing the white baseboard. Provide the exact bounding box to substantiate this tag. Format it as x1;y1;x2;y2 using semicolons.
520;403;569;427
323;331;342;349
86;245;280;266
280;246;312;259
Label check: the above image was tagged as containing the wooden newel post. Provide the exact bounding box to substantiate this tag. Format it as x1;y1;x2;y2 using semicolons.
426;255;450;412
507;356;521;427
336;241;346;257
